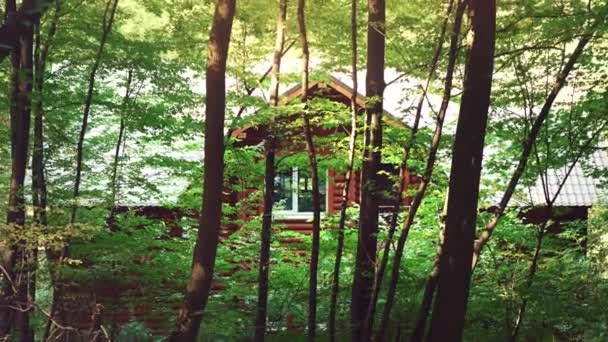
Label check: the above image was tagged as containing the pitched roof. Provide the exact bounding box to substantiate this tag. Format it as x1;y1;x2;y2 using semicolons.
525;148;608;207
278;75;410;128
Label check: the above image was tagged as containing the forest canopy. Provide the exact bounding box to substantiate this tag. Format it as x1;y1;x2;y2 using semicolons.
0;0;607;341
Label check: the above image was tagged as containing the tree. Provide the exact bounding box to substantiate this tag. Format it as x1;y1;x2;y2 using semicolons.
373;0;466;339
254;1;287;341
412;12;601;340
32;0;60;238
328;0;358;340
45;0;119;337
0;0;34;339
170;0;236;340
350;0;385;338
471;29;598;270
426;0;496;340
0;0;52;64
109;69;133;207
69;0;119;225
296;0;322;339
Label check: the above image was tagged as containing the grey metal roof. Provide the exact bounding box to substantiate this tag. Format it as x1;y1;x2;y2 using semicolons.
526;148;608;207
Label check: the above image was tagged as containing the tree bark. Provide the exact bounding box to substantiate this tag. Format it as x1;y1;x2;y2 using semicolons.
426;0;496;340
25;2;61;341
1;3;19;337
471;29;596;270
364;0;457;338
509;120;606;341
0;0;50;63
0;0;34;339
69;0;119;224
169;1;236;340
328;0;358;340
45;1;119;338
509;219;547;342
109;69;133;206
375;1;466;339
32;0;60;231
411;22;597;342
350;0;385;338
296;1;321;340
253;1;287;341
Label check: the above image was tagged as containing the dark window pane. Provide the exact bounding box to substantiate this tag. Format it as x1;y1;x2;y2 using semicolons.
297;170;326;212
273;170;293;211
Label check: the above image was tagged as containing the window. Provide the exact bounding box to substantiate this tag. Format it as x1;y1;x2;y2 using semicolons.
273;167;327;217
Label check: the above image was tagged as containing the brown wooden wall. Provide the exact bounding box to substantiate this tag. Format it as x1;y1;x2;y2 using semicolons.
230;168;418;234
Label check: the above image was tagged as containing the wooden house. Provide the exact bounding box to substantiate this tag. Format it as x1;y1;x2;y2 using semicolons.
228;76;421;233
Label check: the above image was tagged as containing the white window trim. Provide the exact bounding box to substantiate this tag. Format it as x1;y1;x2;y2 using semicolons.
274;167;329;220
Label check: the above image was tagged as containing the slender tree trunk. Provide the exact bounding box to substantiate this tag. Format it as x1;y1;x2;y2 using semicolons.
410;262;439;342
70;0;119;224
328;0;358;340
363;0;456;338
350;0;385;338
30;5;59;341
509;120;605;341
410;25;597;342
254;137;276;342
254;1;287;340
32;0;60;232
0;0;34;339
169;1;236;340
374;2;466;339
470;30;596;270
426;0;496;340
32;4;60;311
410;191;449;342
296;1;321;339
34;2;60;340
110;69;133;206
509;219;547;342
25;3;60;340
45;1;119;338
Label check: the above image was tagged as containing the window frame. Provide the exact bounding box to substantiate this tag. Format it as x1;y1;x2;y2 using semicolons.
273;167;329;219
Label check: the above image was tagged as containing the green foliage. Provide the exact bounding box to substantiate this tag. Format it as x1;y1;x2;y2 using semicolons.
1;0;607;340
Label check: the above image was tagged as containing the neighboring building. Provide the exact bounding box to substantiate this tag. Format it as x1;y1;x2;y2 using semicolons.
519;148;608;224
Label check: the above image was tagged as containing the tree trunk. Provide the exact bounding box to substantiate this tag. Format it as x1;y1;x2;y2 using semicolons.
350;0;385;338
1;1;19;335
426;0;496;340
0;0;34;339
70;0;119;224
375;1;466;339
471;30;596;270
0;0;49;63
509;120;605;341
27;2;61;340
32;0;60;232
410;262;440;342
169;1;236;340
254;1;287;341
410;24;597;342
110;69;133;206
254;137;276;342
296;1;321;340
364;0;457;338
509;220;547;342
45;1;119;338
328;0;358;340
